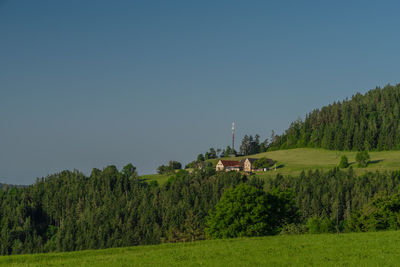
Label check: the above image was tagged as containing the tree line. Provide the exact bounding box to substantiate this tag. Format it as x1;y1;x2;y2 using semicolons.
265;167;400;233
269;84;400;151
2;165;400;255
186;134;270;168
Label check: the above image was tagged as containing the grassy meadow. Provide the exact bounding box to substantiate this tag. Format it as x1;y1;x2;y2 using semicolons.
2;231;400;266
213;148;400;179
141;148;400;184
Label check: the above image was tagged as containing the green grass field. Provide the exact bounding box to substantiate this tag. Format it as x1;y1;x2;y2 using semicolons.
211;148;400;179
142;148;400;184
2;231;400;266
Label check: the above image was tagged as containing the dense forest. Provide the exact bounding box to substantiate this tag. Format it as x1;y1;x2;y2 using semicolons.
2;164;400;255
0;165;246;255
269;84;400;151
266;168;400;232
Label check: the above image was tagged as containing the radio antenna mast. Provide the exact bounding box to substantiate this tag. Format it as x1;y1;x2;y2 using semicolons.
232;122;235;154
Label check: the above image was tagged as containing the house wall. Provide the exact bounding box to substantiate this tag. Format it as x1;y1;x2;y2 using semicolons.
216;161;225;171
226;166;240;172
244;159;252;172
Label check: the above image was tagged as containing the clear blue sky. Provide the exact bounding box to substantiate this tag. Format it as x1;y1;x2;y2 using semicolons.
1;1;400;184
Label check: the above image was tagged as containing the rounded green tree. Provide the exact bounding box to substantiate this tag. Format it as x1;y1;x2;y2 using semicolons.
205;184;299;238
253;158;275;169
356;151;370;167
339;155;349;168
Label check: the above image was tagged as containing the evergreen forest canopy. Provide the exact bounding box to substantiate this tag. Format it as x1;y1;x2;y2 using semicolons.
0;183;25;190
0;165;247;255
269;84;400;151
3;164;400;255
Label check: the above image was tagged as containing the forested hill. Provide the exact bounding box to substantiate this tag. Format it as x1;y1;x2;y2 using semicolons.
269;84;400;151
0;183;25;190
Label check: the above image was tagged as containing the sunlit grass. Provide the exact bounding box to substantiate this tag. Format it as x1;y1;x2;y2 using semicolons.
2;231;400;266
210;148;400;179
142;148;400;184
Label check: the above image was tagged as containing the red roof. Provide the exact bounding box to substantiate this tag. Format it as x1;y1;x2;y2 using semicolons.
219;160;240;167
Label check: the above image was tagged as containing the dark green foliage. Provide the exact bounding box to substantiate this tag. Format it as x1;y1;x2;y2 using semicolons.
265;168;400;233
204;148;218;160
347;194;400;232
280;223;307;235
157;161;182;174
307;217;335;234
187;147;222;168
339;155;349;168
0;183;26;190
169;161;182;170
184;161;196;169
4;162;400;255
157;165;171;174
223;146;235;157
268;84;400;151
0;166;246;255
185;161;212;170
356;151;370;167
205;184;299;238
240;135;268;156
253;157;275;169
197;154;205;162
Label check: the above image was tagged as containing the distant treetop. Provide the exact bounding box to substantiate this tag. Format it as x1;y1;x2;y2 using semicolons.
269;84;400;151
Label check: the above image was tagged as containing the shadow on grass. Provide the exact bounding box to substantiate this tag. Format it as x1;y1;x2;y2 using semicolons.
347;160;383;167
369;159;383;165
275;164;285;169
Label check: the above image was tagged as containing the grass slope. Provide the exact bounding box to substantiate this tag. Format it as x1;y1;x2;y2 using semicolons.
142;148;400;184
2;231;400;266
211;148;400;179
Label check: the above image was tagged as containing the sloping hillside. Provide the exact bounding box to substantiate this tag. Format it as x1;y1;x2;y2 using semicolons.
145;147;400;185
211;148;400;178
269;84;400;151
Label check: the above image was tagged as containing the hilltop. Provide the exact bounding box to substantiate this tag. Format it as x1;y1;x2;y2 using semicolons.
269;84;400;151
155;84;400;185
